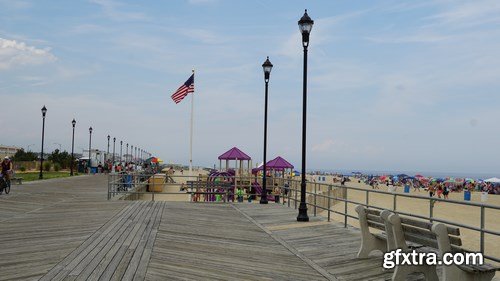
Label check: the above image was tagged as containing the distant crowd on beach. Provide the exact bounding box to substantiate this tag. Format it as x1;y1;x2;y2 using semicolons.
359;174;500;197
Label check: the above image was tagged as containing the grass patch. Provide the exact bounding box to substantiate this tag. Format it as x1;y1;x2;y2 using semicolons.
14;171;76;182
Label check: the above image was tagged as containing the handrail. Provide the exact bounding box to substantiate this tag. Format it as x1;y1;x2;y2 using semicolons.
106;173;500;263
281;179;500;264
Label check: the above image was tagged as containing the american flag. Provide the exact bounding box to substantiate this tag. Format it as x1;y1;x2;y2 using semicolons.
171;74;194;104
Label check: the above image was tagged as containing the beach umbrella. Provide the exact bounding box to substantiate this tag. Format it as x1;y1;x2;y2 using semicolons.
465;178;475;183
484;177;500;183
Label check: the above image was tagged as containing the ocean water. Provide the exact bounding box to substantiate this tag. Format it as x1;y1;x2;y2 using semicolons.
312;169;498;180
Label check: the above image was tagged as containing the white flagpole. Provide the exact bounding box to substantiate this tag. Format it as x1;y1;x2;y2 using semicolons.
189;69;194;175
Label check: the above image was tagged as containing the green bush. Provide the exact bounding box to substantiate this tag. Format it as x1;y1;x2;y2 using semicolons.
53;163;61;172
43;162;52;172
19;166;26;172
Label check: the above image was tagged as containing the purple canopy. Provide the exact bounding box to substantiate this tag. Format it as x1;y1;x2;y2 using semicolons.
252;156;293;174
218;147;251;160
267;156;294;169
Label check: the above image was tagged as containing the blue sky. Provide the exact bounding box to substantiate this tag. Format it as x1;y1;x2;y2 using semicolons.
1;0;500;175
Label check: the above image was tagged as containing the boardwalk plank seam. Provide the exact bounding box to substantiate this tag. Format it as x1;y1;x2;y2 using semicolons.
231;204;338;281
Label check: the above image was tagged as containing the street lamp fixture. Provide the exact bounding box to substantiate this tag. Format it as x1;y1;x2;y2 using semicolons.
71;119;76;176
88;127;93;174
39;106;47;179
260;56;273;204
112;137;116;167
120;140;123;163
107;135;110;163
297;9;314;222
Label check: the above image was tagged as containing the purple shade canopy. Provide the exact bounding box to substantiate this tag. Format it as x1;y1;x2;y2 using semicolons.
266;156;294;169
252;156;294;174
218;147;251;160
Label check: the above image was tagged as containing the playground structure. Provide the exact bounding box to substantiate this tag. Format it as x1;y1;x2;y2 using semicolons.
252;156;295;202
218;147;252;176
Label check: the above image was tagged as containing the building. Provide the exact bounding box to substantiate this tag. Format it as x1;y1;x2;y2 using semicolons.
0;145;21;159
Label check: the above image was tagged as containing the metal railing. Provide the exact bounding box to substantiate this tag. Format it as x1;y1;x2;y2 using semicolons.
277;178;500;264
107;173;276;203
107;173;500;263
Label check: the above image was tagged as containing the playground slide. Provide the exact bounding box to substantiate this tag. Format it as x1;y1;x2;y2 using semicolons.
252;182;275;201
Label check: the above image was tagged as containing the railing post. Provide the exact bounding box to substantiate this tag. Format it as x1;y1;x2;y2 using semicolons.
480;206;485;254
327;185;331;222
429;198;434;223
294;183;298;209
392;194;396;211
107;174;110;200
152;174;155;202
365;190;369;207
287;182;291;208
314;183;317;217
344;186;348;228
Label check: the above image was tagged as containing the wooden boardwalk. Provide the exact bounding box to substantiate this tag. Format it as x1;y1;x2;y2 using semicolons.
1;176;496;280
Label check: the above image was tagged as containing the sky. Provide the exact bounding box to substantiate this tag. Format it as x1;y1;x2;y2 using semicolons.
1;0;500;175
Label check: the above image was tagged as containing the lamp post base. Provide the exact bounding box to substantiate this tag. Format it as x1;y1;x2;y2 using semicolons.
297;202;309;221
260;196;268;204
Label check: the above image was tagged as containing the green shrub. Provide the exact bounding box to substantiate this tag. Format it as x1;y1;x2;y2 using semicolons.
43;162;52;172
19;166;26;172
53;163;61;172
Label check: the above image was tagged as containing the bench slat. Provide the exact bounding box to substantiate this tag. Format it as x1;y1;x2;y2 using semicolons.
401;224;462;246
366;214;384;224
365;208;381;216
367;220;385;232
400;217;460;235
457;263;498;273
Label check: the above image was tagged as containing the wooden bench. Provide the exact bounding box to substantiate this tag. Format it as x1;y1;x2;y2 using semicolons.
432;223;497;281
384;212;496;281
11;177;23;185
355;205;389;258
383;211;440;280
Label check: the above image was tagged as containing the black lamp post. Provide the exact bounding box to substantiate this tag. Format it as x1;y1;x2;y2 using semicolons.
120;141;123;163
107;135;110;163
126;143;129;163
112;137;116;167
131;145;134;162
39;106;47;179
260;56;273;204
88;127;93;174
297;9;314;222
70;119;76;176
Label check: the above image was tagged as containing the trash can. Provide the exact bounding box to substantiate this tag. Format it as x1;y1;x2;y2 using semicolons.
404;185;410;193
481;192;488;202
125;175;133;189
90;167;97;174
238;196;243;203
464;190;471;201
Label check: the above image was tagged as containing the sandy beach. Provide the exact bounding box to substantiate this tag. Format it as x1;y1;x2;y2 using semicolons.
307;175;500;264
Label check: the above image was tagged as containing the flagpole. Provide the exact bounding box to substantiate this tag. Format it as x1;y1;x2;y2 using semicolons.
189;69;194;175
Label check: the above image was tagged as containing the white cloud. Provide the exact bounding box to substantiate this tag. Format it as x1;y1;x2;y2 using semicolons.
312;139;335;152
426;0;500;27
0;38;56;70
89;0;147;21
